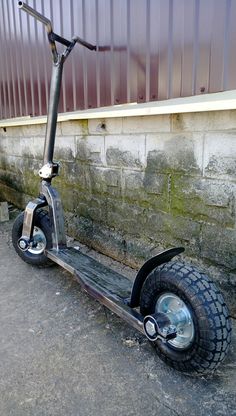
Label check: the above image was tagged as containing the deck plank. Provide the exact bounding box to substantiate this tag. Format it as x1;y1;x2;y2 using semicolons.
46;248;133;300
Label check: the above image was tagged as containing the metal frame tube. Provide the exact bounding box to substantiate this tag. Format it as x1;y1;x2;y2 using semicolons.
43;60;64;165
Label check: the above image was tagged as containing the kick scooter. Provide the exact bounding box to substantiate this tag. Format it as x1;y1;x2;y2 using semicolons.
12;1;232;375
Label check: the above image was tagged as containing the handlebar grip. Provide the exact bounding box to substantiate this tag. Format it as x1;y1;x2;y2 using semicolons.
75;36;96;51
18;1;52;33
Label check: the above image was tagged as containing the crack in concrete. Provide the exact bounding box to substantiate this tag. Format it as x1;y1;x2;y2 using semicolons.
152;394;182;416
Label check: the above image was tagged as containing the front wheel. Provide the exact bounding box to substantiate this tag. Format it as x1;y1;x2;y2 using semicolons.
12;210;53;267
140;262;232;375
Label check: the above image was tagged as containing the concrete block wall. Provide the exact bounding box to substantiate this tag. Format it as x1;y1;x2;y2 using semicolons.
0;110;235;311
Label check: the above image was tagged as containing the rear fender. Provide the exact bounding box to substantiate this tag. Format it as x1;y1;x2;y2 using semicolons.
129;247;184;308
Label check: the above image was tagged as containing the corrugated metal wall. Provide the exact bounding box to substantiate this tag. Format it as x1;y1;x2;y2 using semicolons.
0;0;236;120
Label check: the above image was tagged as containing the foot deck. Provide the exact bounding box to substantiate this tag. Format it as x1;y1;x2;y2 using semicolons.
46;247;144;334
46;247;133;301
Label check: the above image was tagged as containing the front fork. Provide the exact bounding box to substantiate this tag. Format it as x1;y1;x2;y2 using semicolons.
18;181;67;252
18;46;75;253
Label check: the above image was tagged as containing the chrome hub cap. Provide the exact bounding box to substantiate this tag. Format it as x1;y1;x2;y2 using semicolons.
155;292;194;349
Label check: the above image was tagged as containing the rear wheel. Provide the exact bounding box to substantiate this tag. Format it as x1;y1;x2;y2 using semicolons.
140;262;232;375
12;210;53;267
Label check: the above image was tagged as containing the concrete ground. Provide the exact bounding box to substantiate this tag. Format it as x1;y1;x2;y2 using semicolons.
0;216;235;416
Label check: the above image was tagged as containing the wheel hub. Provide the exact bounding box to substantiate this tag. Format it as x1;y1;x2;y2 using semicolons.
143;312;177;342
18;226;47;255
155;293;194;349
28;226;47;255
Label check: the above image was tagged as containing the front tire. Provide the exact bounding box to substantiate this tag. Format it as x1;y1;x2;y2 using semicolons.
140;262;232;375
12;210;53;267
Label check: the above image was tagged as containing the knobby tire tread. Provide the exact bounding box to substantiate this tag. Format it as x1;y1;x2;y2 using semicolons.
140;262;232;375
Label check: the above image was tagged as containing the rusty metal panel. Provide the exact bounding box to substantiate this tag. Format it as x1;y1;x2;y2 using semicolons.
0;0;236;119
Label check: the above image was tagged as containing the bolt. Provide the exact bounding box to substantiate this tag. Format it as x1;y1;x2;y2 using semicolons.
145;320;156;337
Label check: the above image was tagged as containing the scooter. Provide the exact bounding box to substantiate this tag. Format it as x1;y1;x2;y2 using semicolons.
12;1;232;375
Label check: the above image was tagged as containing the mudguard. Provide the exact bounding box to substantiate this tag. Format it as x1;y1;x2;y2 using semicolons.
129;247;184;308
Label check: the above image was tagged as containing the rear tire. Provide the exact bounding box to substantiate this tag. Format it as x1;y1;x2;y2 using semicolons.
140;262;232;375
12;210;53;267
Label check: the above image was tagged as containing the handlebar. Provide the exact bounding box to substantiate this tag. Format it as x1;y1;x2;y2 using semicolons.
18;1;96;51
75;36;96;51
17;0;97;63
18;1;53;33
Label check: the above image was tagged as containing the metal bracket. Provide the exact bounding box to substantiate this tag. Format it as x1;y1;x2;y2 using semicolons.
39;162;59;179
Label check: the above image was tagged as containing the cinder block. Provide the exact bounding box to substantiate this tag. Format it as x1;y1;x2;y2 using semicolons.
54;136;76;160
22;124;46;137
2;135;76;161
0;137;21;156
0;136;44;159
143;172;168;195
105;134;146;168
146;132;203;174
122;170;169;212
0;202;9;222
0;126;21;138
122;115;171;133
76;135;106;165
123;170;144;191
0;124;46;138
88;118;122;135
171;176;236;227
60;120;88;135
106;198;145;236
141;209;201;258
203;132;236;179
89;166;122;196
144;209;201;241
201;224;236;269
123;170;167;195
172;110;236;132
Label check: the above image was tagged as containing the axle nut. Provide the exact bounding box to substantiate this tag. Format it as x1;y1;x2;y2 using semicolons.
143;315;158;341
145;320;156;337
18;238;29;251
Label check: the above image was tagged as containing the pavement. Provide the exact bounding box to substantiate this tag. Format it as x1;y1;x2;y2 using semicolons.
0;215;236;416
